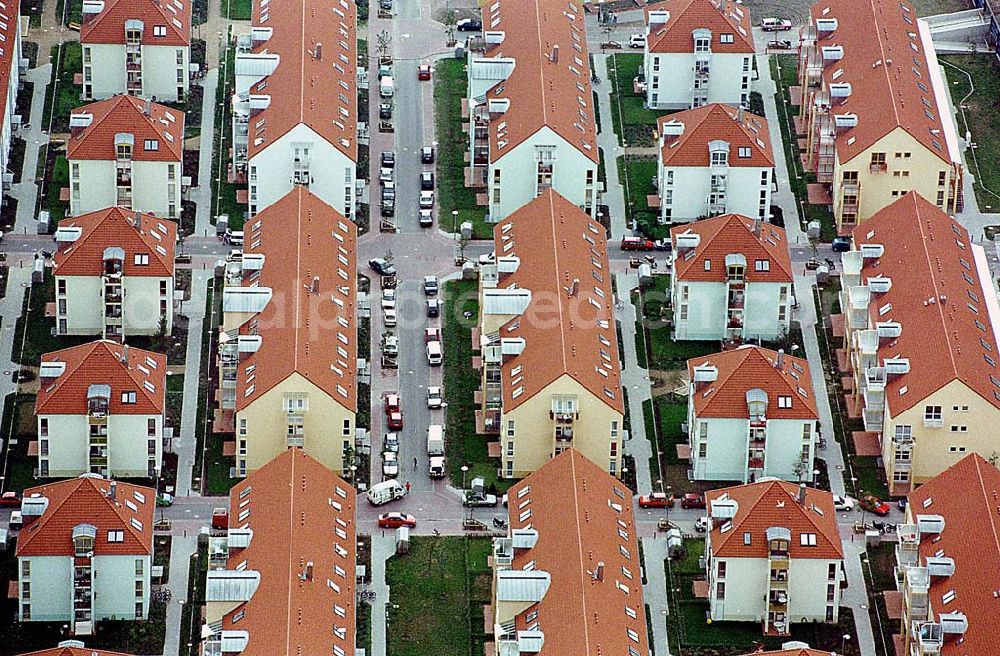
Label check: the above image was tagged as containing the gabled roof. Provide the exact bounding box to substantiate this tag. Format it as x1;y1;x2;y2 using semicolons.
670;214;792;283
68;95;184;161
81;0;192;47
906;454;1000;656
17;647;133;656
243;0;356;162
493;190;622;414
707;480;843;560
658;103;773;168
16;476;155;557
224;449;356;656
236;188;357;413
688;346;817;420
506;450;649;656
645;0;754;53
36;340;166;415
478;0;598;163
806;0;960;165
851;192;1000;416
54;207;176;278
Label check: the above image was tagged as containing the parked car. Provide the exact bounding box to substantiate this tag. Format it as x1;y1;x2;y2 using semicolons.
456;18;482;31
384;393;400;414
212;508;229;530
860;495;891;516
833;495;856;511
419;209;433;227
768;39;793;49
383;432;400;453
421;146;435;163
380;167;393;184
419;190;435;209
832;235;852;252
420;170;435;190
377;512;417;528
156;493;173;507
600;40;623;50
0;491;21;507
628;33;646;48
381;181;396;201
652;238;672;252
382;451;399;478
379;103;392;119
479;252;496;265
423;276;439;295
384;307;397;326
638;492;674;509
381;288;397;309
381;199;395;217
426;386;444;409
424;327;441;343
369;258;396;276
381;151;396;168
680;493;706;509
379;0;392;10
417;64;432;80
463;491;498;507
426;298;441;317
760;17;792;31
387;410;403;430
621;236;655;251
694;516;711;532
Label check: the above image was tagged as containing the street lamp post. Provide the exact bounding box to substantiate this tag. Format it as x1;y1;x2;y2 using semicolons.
842;634;851;652
461;465;470;520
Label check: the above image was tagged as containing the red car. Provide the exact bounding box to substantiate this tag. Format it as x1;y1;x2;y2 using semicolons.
860;495;891;516
680;493;706;509
621;236;655;251
387;411;403;430
377;512;417;529
637;492;674;509
212;508;229;530
417;64;432;80
0;491;21;507
384;393;400;413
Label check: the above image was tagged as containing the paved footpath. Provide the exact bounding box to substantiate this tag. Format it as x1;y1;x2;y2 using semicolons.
369;534;395;656
0;267;32;403
616;271;653;494
175;269;213;496
163;534;198;656
192;68;220;237
641;537;672;656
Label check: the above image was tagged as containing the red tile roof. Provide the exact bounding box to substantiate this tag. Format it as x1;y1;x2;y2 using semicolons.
244;0;356;162
478;0;598;163
506;450;649;656
688;346;818;419
851;192;1000;416
68;95;184;161
670;214;792;283
54;207;176;278
658;103;773;168
805;0;960;165
743;650;836;656
707;480;843;559
36;340;166;415
16;476;155;557
493;190;622;414
17;648;133;656
236;188;357;413
81;0;192;46
224;449;356;656
645;0;754;53
906;454;1000;656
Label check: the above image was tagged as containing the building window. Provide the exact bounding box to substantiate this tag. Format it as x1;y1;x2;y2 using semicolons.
829;563;838;580
506;441;514;457
39;418;48;437
924;405;942;421
778;396;792;409
20;582;30;600
122;391;137;403
710;150;728;167
800;533;817;546
755;259;770;272
743;532;751;545
108;530;124;542
506;420;515;438
949;425;968;433
893;469;911;483
135;559;144;576
136;602;144;618
21;561;29;577
715;582;725;599
717;561;726;578
827;583;836;602
238;418;247;436
147;418;156;437
134;253;149;266
153;24;167;36
738;146;751;158
135;580;143;596
826;605;835;622
720;33;734;43
21;604;30;620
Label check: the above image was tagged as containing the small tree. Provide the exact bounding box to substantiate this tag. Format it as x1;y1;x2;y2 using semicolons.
443;10;456;45
458;233;471;263
376;30;392;60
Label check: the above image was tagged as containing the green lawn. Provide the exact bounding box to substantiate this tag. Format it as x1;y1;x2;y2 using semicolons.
46;154;69;223
435;59;490;238
42;42;84;134
642;399;660;482
941;55;1000;212
11;272;90;366
608;53;668;147
0;394;39;492
211;43;244;230
769;55;836;241
221;0;252;19
386;537;492;656
443;280;506;491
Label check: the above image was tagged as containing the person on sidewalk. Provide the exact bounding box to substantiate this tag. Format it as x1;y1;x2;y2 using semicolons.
405;481;411;494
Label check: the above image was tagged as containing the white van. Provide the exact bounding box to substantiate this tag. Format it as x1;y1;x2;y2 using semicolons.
426;340;443;366
366;479;407;505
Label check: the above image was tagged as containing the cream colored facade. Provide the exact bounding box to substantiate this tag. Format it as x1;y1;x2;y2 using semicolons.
499;375;623;479
69;158;182;218
82;42;190;102
37;412;162;478
235;373;355;476
829;127;961;230
56;272;174;337
881;380;1000;494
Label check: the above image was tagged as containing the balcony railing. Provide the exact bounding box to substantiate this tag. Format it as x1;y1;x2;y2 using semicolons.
869;162;887;174
922;417;943;428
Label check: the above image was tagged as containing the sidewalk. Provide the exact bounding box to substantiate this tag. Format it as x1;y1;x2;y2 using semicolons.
593;54;629;239
162;534;198;656
192;68;219;237
616;271;653;494
0;267;32;400
11;64;51;235
841;529;880;656
175;269;213;496
641;537;672;656
369;534;395;656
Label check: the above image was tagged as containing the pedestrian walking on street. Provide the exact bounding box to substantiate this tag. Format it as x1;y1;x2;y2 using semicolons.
413;457;418;470
405;481;411;494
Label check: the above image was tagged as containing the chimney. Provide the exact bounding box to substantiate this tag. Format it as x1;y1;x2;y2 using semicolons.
143;98;151;116
109;480;117;500
305;561;314;581
570;278;579;297
550;44;559;63
315;42;323;60
752;216;762;236
775;348;785;369
311;276;320;293
121;344;129;365
133;211;141;230
594;561;604;581
797;483;807;506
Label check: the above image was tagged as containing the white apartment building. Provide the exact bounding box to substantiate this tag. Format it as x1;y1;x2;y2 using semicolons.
670;214;793;341
656;104;773;222
466;0;598;222
705;480;844;635
232;0;357;219
35;341;166;479
0;1;23;197
80;0;191;101
53;208;176;341
643;0;754;110
687;346;818;482
16;477;154;635
67;96;184;218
